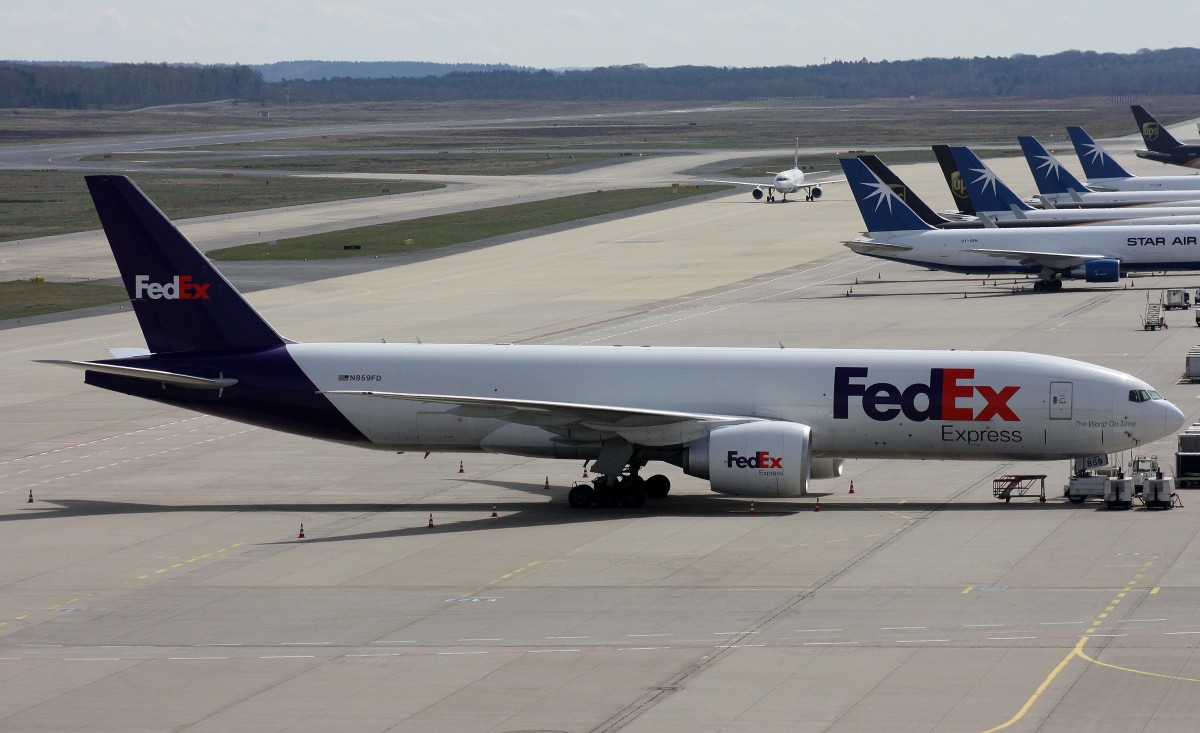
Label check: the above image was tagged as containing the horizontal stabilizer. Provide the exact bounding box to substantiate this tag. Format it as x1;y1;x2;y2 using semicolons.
841;239;914;255
37;360;238;390
107;347;153;358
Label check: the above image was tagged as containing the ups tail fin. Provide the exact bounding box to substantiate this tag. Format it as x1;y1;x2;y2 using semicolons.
1017;136;1088;195
1132;105;1182;152
839;157;935;232
85;175;287;354
857;155;948;226
932;144;974;215
948;146;1032;214
1067;126;1131;180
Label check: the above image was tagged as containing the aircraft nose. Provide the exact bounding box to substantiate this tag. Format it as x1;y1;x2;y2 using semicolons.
1162;399;1187;437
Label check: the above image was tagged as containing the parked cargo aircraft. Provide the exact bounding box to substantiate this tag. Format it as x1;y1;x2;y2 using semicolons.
1018;136;1200;208
41;176;1184;510
1132;105;1200;169
864;153;1200;228
948;146;1200;225
840;156;1200;292
1067;126;1200;191
707;140;842;202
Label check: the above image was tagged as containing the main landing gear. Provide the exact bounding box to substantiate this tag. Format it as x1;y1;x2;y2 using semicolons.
1032;278;1063;293
567;472;671;509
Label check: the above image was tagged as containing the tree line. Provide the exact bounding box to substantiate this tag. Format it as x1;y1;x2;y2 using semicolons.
2;48;1199;109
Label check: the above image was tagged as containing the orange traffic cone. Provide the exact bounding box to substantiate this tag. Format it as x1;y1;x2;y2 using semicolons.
297;522;306;539
848;481;855;495
27;490;33;504
582;465;589;479
458;461;464;474
814;499;822;512
544;477;550;490
491;504;498;518
749;500;757;514
427;513;435;528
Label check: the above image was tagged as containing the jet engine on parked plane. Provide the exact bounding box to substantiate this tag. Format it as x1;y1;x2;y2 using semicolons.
1082;259;1121;282
683;421;815;497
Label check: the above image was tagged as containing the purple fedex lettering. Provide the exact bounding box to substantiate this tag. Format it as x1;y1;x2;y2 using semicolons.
834;367;1019;422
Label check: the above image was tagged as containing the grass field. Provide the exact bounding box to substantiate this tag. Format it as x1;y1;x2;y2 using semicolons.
209;185;725;260
0;280;127;321
0;172;441;242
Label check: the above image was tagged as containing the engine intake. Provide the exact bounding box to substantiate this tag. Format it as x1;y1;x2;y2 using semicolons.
1083;258;1120;283
685;421;812;497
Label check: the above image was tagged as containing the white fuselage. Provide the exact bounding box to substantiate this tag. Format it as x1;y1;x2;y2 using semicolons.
981;206;1200;225
772;168;806;194
1038;190;1200;207
852;222;1200;275
292;344;1180;460
1085;175;1200;192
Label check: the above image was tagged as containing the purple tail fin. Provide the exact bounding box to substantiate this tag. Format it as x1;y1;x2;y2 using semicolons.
86;175;286;354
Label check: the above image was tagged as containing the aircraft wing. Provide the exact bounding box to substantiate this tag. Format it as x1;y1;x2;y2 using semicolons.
964;248;1108;270
799;177;844;189
324;390;759;446
704;179;772;189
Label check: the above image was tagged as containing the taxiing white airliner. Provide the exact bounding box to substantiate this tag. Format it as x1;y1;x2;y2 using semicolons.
707;139;842;203
43;176;1185;510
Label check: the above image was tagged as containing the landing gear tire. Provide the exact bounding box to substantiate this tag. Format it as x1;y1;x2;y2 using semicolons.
619;477;647;508
644;474;671;497
568;484;595;509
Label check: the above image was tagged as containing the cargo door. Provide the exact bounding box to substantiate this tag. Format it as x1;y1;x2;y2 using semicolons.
1049;381;1072;420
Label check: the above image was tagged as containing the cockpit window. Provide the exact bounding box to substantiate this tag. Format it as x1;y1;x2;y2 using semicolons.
1130;389;1164;403
1149;390;1162;400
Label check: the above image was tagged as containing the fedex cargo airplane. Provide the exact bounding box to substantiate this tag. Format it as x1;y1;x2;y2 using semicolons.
44;176;1185;510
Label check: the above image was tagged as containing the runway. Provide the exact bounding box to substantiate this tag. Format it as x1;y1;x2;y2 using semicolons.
5;133;1200;731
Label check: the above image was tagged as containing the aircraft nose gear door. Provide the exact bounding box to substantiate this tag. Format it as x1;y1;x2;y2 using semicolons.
1050;381;1073;420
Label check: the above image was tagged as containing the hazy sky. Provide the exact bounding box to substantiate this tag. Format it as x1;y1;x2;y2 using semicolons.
3;1;1196;69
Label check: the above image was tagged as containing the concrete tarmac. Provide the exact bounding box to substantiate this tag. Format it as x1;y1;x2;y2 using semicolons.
4;153;1200;732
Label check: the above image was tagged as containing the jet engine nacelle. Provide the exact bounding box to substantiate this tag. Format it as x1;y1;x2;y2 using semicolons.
809;186;823;200
810;457;843;479
1083;259;1121;283
684;421;811;497
752;187;765;201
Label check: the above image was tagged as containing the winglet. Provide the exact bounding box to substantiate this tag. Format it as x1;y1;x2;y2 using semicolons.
1067;126;1132;180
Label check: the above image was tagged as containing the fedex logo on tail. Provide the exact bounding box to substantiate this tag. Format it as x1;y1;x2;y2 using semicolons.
834;367;1020;422
134;275;211;300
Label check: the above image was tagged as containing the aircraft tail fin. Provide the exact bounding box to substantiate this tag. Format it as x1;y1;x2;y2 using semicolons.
85;175;288;355
838;157;935;232
1017;136;1089;195
1067;126;1132;179
1132;105;1182;152
931;144;974;215
948;147;1032;214
857;155;948;226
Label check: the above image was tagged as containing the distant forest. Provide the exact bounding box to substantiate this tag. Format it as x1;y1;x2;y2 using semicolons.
2;48;1199;109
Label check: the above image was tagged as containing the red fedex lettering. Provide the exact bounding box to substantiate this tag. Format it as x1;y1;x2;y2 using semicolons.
974;385;1020;422
940;368;975;421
